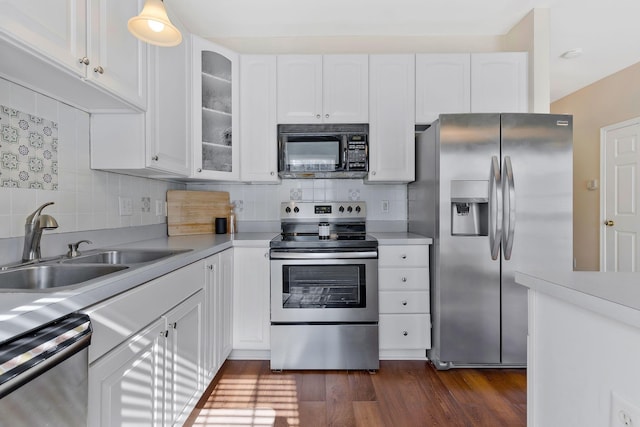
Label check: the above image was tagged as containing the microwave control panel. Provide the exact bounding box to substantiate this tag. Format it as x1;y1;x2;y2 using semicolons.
347;135;368;170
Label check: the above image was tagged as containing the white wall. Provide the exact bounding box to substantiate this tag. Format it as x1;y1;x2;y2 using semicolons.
0;77;183;240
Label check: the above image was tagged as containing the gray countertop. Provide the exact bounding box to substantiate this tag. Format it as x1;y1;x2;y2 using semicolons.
515;270;640;330
0;232;277;343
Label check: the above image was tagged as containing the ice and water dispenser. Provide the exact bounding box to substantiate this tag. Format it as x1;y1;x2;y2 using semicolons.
450;180;488;236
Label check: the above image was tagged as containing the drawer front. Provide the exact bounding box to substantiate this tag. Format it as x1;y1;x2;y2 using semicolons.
379;314;431;349
378;267;429;291
379;291;429;314
378;245;429;267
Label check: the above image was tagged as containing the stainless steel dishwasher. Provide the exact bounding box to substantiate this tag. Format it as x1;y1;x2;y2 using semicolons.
0;313;92;427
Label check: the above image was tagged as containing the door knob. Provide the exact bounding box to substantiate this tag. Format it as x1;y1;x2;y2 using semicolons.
604;220;615;227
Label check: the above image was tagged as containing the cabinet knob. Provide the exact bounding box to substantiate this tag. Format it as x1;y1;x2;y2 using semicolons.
401;300;408;306
316;114;321;119
371;171;376;176
403;331;408;336
208;264;214;270
270;171;275;176
401;254;407;259
401;277;407;282
197;168;202;173
79;57;90;65
151;155;159;161
264;252;269;258
325;114;329;118
93;65;104;74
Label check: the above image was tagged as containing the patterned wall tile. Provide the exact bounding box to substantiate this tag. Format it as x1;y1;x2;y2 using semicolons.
0;105;58;190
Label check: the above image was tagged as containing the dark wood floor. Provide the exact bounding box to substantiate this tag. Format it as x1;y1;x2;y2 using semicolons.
185;360;526;427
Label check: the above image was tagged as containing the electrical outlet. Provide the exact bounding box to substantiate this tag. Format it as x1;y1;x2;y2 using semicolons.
382;200;390;213
348;189;360;201
155;200;165;216
118;197;133;216
611;392;640;427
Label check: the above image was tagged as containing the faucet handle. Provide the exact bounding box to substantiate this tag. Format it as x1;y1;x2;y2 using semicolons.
67;240;92;258
25;202;55;225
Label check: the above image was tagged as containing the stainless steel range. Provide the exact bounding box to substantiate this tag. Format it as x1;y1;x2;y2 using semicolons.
270;201;379;370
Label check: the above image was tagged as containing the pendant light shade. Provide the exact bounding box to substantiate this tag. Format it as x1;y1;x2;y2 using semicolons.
128;0;182;47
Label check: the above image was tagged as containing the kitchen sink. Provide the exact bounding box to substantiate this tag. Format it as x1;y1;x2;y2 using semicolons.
61;249;192;265
0;264;129;291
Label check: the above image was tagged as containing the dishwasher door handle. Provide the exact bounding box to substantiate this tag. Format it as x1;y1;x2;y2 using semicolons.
0;313;92;399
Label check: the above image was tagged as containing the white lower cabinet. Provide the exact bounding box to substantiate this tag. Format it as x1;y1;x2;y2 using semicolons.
204;249;234;381
87;261;206;426
378;243;431;359
232;245;271;358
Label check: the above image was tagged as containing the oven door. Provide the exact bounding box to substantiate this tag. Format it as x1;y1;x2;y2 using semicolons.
270;250;378;323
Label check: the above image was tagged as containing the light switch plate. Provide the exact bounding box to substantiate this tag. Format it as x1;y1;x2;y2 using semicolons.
118;197;133;216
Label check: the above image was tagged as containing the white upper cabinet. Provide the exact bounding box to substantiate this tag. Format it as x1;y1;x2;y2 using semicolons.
240;55;279;182
90;37;191;178
368;54;415;183
0;0;147;111
192;36;240;180
416;53;471;124
471;52;528;113
87;0;147;109
322;55;369;123
0;0;87;76
277;54;368;124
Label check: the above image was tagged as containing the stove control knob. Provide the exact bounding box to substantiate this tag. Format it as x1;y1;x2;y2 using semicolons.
293;207;300;213
285;207;291;213
347;206;353;213
339;206;345;213
355;206;361;213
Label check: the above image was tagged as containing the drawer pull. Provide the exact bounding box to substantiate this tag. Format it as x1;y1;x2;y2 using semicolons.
401;301;408;306
403;331;408;336
401;277;407;282
401;254;407;259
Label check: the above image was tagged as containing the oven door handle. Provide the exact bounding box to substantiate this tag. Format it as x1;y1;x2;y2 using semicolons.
270;251;378;260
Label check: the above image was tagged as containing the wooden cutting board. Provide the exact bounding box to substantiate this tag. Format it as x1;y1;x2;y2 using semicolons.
167;190;230;236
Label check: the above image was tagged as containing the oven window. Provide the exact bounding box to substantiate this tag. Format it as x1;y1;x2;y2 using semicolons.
282;264;366;308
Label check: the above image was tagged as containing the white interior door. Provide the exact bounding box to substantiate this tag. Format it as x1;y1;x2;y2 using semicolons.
601;118;640;271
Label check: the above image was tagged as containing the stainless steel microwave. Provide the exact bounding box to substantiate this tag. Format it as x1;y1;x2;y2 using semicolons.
277;124;369;179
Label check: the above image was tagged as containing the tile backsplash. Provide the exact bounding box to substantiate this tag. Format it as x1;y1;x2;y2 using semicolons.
188;179;407;224
0;77;183;239
0;105;58;190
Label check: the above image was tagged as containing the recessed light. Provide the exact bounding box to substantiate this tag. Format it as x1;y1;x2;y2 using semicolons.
560;48;583;59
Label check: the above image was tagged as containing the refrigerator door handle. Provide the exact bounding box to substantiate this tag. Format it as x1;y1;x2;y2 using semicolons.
502;156;516;260
489;156;502;260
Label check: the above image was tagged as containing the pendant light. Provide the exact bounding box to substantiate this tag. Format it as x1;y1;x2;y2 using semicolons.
128;0;182;47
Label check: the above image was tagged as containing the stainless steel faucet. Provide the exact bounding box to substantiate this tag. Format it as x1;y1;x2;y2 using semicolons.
22;202;59;262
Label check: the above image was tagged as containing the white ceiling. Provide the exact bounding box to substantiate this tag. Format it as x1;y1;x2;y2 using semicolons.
166;0;640;102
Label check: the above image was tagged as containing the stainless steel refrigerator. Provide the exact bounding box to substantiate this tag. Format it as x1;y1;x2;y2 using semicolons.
408;113;572;369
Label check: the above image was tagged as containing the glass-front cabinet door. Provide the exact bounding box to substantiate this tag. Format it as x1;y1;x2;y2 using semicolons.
191;36;239;180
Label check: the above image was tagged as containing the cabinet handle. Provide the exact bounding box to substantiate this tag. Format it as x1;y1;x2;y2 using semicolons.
208;264;214;270
151;155;159;161
172;322;177;329
401;301;408;306
401;277;407;282
93;65;104;74
161;330;168;338
403;331;408;336
79;57;90;65
316;114;321;119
